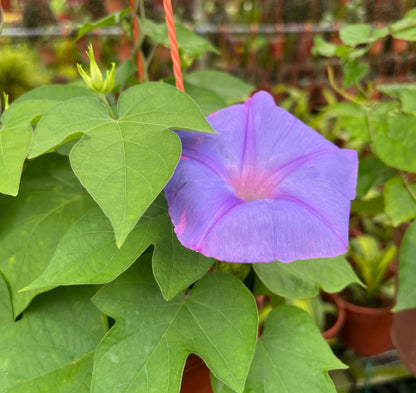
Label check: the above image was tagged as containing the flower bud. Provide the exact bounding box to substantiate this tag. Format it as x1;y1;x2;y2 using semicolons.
77;44;115;94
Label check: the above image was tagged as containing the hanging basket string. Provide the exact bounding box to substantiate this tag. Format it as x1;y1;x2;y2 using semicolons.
130;0;144;82
163;0;184;91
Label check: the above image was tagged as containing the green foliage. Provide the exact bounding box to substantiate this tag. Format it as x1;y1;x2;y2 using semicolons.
254;256;361;299
349;236;396;301
390;8;416;41
395;221;416;311
29;83;213;247
25;196;213;301
384;177;416;226
0;285;105;393
339;24;372;46
91;260;258;393
4;4;416;391
182;70;253;115
211;306;345;393
145;19;218;59
74;8;129;41
0;155;95;316
312;11;416;314
356;157;394;198
0;45;50;100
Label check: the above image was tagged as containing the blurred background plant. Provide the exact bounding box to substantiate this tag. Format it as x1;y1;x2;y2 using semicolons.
0;45;50;100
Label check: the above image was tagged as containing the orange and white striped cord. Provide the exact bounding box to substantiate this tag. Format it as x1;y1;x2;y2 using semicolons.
163;0;184;91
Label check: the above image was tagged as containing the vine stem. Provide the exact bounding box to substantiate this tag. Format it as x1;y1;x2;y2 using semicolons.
130;0;144;82
402;173;416;203
163;0;185;92
99;94;115;119
327;66;363;105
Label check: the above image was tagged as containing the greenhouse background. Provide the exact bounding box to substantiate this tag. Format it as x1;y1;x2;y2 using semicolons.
1;1;416;393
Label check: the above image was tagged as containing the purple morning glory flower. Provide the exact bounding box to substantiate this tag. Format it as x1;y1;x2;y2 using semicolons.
164;91;358;263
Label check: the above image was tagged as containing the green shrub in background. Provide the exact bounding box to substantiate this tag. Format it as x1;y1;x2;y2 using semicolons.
0;45;51;100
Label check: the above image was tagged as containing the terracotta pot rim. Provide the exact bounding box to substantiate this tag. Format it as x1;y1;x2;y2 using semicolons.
332;292;393;315
321;292;346;339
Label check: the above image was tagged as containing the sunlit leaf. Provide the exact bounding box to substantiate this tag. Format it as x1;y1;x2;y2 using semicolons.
91;260;258;393
29;83;214;247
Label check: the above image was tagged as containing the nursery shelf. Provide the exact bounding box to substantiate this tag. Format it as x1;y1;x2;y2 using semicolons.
342;349;413;389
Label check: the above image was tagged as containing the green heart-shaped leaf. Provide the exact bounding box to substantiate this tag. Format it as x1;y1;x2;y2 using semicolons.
29;83;214;247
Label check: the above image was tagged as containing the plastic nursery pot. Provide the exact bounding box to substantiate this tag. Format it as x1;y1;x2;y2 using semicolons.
334;292;393;356
180;355;213;393
321;292;346;341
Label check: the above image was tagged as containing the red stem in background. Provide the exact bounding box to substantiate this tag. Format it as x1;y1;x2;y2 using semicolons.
163;0;184;91
129;0;144;82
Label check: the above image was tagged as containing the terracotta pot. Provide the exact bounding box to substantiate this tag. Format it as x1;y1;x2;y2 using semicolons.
335;292;393;356
1;0;12;11
105;0;126;13
392;38;409;54
181;355;213;393
392;308;416;377
321;292;346;340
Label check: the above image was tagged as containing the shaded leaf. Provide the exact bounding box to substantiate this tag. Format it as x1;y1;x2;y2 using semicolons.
0;286;105;393
184;82;227;115
397;89;416;114
342;61;368;88
388;114;416;152
29;83;214;247
369;103;416;172
356;156;394;198
340;24;372;46
26;196;213;301
395;221;416;311
329;102;369;141
377;83;416;98
185;71;253;104
351;196;385;215
254;256;361;299
0;273;13;325
312;36;338;57
391;9;416;41
75;9;129;41
384;177;416;226
145;20;218;57
113;60;136;90
0;155;95;316
91;260;258;393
